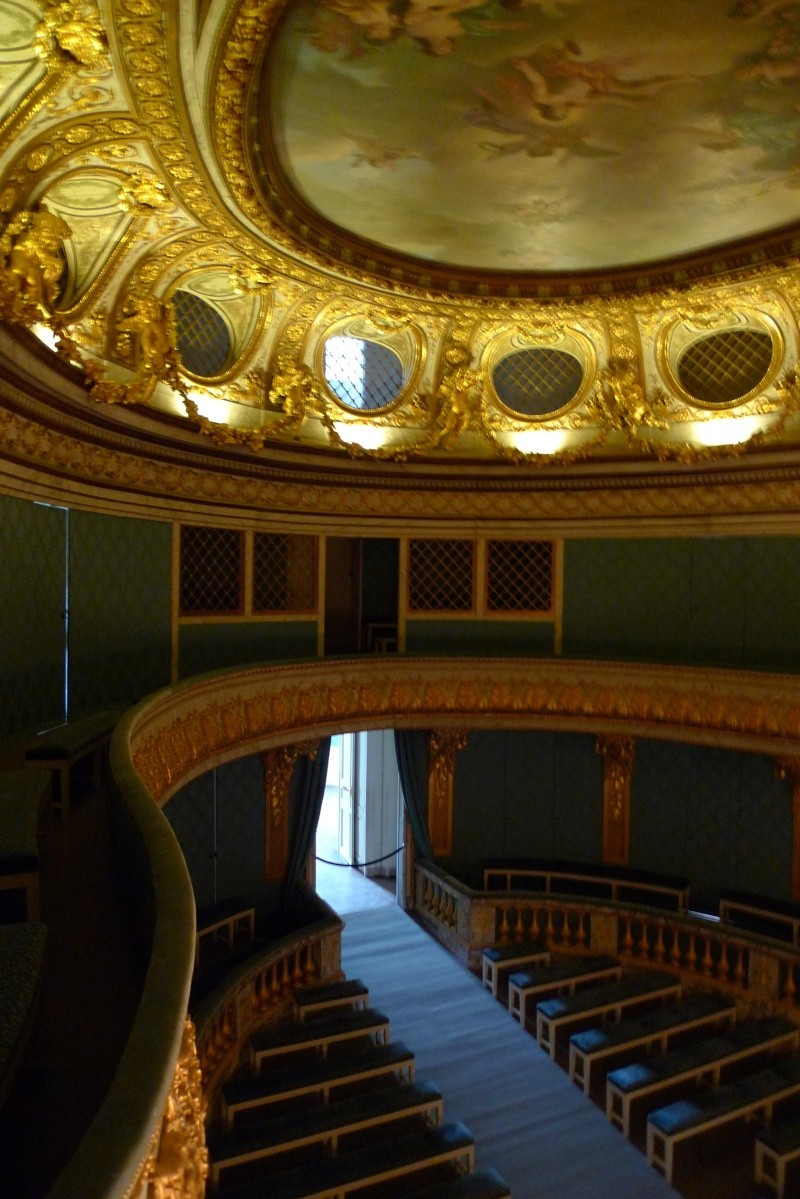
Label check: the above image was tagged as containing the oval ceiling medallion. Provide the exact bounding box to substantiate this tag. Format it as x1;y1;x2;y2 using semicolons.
322;335;405;411
677;328;774;407
264;0;800;274
492;347;584;418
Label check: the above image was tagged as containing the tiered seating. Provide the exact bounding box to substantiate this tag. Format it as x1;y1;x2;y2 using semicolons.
0;769;49;922
25;709;118;819
719;889;800;946
606;1016;799;1137
536;971;681;1059
211;977;510;1199
568;991;737;1094
646;1055;800;1185
481;942;548;1000
507;954;621;1028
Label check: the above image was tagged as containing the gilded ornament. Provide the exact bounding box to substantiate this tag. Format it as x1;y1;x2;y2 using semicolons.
0;206;71;321
34;2;111;72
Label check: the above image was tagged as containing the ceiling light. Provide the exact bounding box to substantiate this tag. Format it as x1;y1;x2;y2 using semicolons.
333;423;388;450
690;416;765;447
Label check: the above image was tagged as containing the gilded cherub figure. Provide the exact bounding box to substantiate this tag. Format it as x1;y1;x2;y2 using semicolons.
433;345;483;448
590;356;649;439
34;2;110;72
269;354;320;436
0;207;72;319
117;294;177;378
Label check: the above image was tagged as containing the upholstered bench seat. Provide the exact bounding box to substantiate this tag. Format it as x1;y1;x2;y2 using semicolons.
536;971;681;1059
250;1008;390;1073
0;769;50;921
0;921;46;1106
755;1114;800;1198
568;991;736;1093
407;1168;511;1199
607;1016;799;1137
209;1078;444;1183
222;1039;415;1128
647;1056;800;1184
507;953;621;1026
215;1119;475;1199
482;941;549;998
26;709;119;819
294;978;369;1021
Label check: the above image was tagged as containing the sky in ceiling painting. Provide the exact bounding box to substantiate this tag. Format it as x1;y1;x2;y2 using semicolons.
268;0;800;273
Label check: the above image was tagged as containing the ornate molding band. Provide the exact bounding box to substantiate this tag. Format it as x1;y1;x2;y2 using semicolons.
123;657;800;808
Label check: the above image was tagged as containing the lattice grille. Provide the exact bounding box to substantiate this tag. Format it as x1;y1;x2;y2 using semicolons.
493;348;583;417
174;290;231;378
324;336;404;411
677;329;773;405
253;533;317;612
487;540;553;612
180;526;242;613
408;539;474;611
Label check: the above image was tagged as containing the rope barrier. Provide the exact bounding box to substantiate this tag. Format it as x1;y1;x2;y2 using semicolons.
315;845;404;868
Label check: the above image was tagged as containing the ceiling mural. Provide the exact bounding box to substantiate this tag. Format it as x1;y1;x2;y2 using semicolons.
268;0;800;272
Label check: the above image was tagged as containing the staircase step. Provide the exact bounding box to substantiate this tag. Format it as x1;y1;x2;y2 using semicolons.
221;1040;415;1128
216;1119;475;1199
209;1079;444;1183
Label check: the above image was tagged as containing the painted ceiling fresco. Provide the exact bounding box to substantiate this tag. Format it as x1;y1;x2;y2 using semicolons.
267;0;800;272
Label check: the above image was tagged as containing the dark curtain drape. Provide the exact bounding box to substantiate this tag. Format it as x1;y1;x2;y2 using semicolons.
394;729;433;858
284;736;332;900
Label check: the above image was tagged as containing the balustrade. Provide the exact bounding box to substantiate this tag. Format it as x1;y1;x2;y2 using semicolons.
416;860;800;1018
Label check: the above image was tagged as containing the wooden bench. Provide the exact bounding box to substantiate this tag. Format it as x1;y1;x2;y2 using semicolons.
647;1055;800;1185
568;991;736;1095
250;1008;390;1074
221;1040;415;1129
508;954;621;1028
209;1078;444;1184
0;769;50;922
294;978;369;1022
536;972;681;1060
0;921;47;1107
607;1016;799;1138
482;941;549;999
195;898;255;965
719;890;800;946
755;1112;800;1198
25;709;119;820
405;1169;510;1199
214;1119;475;1199
483;858;689;913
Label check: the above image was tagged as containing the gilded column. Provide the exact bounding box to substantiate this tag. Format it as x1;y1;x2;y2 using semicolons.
428;729;467;857
596;735;635;866
775;757;800;901
263;742;317;881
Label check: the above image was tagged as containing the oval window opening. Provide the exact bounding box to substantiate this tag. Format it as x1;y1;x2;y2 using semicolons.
174;290;232;378
323;336;404;411
493;347;584;418
677;329;773;406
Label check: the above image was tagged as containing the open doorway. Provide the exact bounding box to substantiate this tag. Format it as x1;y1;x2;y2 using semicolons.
315;731;403;914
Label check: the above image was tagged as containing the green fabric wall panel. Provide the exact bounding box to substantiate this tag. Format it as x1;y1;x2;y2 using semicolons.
451;731;507;872
552;734;604;862
164;774;215;910
502;731;555;858
179;620;318;677
743;539;800;671
687;539;747;665
630;740;791;911
562;539;693;662
69;511;171;715
0;494;65;739
405;619;554;657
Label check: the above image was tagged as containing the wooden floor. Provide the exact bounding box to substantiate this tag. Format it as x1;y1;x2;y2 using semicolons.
340;902;682;1199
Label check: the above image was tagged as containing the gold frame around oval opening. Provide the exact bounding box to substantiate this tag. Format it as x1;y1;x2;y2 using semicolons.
658;312;785;412
312;314;426;418
483;327;597;425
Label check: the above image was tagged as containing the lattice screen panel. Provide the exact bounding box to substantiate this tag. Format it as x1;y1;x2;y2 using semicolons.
677;329;773;405
253;533;317;612
174;290;231;378
493;348;583;417
487;540;553;612
408;539;474;612
180;526;242;613
324;336;404;411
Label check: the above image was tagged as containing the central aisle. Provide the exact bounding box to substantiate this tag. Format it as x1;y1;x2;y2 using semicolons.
340;905;680;1199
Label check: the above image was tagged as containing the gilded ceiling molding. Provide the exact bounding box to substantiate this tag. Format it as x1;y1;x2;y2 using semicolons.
123;658;800;808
